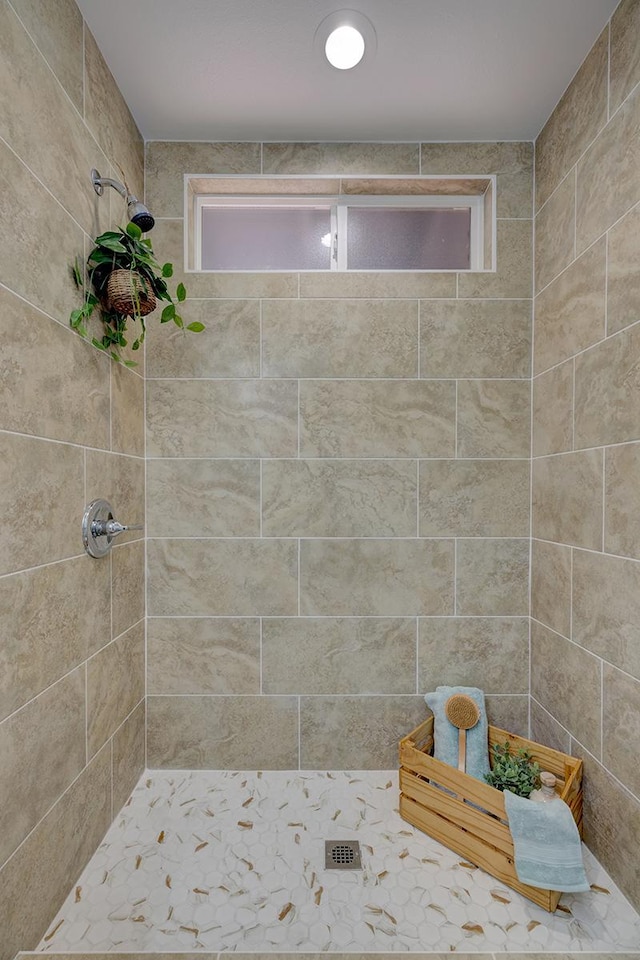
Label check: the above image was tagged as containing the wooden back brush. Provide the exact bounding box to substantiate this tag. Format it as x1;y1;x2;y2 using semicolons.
445;693;480;773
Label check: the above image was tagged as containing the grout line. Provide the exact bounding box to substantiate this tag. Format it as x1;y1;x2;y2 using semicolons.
534;534;640;566
259;617;263;695
569;547;574;641
0;424;146;456
415;616;419;694
607;19;612;122
416;299;421;378
415;459;420;537
453;538;457;615
600;658;605;762
602;449;607;551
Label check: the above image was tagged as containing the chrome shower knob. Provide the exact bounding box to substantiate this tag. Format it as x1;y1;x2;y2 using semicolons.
82;499;143;558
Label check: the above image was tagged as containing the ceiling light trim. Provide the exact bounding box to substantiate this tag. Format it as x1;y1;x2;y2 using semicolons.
314;10;377;71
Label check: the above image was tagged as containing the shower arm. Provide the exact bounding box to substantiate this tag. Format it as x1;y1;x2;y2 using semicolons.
91;168;139;202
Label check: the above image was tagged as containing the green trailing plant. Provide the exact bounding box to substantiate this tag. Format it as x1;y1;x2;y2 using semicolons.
69;222;204;366
485;740;541;798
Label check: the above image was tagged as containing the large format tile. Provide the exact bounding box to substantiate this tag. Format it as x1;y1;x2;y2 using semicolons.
531;538;571;638
605;442;640;559
530;698;572;754
0;433;83;575
607;203;640;335
532;361;573;457
419;459;529;537
299;270;455;299
574;322;640;448
0;666;85;867
455;539;529;616
8;0;84;111
484;695;529;737
457;219;532;299
418;617;528;693
535;171;575;293
300;380;455;458
532;450;603;550
572;548;640;680
0;555;110;722
531;620;602;759
262;142;419;174
456;380;530;458
611;0;640;113
420;141;533;217
111;363;144;457
147;379;298;458
85;450;144;546
300;539;454;616
300;695;426;768
262;618;416;694
147;695;299;768
87;621;145;758
420;299;531;379
533;237;606;375
0;744;111;960
603;664;640;798
112;700;145;814
147;618;260;695
147;459;260;537
146;141;261;217
111;540;145;640
263;459;416;538
535;27;609;210
146;300;260;378
148;539;298;616
262;299;418;378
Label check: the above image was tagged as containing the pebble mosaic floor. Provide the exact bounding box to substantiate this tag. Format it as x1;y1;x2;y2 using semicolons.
37;770;640;953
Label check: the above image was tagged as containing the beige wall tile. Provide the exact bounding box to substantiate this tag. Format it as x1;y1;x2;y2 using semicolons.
83;28;143;197
530;698;572;754
572;548;640;680
87;622;144;758
532;361;573;456
112;699;145;814
85;450;145;546
420;141;533;218
262;300;418;378
531;539;571;638
604;664;640;798
535;171;575;293
531;620;601;758
535;27;609;210
533;237;606;375
263;459;416;538
147;459;259;537
456;380;530;458
300;380;455;458
299;271;456;299
147;379;298;458
0;667;85;867
532;450;603;550
111;364;144;457
420;299;531;379
419;460;529;537
262;618;416;695
576;84;640;254
146;141;261;217
300;695;426;768
574;322;640;448
147;695;299;768
146;300;260;378
300;539;454;617
484;695;529;737
0;138;83;322
577;746;640;910
8;0;83;110
611;0;640;113
0;744;111;960
607;203;640;335
111;540;145;640
456;539;529;616
606;443;640;559
262;142;419;174
148;618;260;695
148;538;298;616
457;219;532;299
418;617;528;693
0;433;83;575
0;556;110;722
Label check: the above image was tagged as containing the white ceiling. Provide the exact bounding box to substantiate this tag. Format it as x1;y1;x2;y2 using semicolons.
76;0;619;143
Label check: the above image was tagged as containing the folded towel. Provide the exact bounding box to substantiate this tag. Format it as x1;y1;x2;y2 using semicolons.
424;685;490;781
504;789;589;892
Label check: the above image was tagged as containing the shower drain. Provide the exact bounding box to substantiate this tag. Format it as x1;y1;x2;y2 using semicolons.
324;839;362;870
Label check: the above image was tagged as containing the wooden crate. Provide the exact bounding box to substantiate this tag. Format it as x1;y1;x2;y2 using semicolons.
399;717;583;912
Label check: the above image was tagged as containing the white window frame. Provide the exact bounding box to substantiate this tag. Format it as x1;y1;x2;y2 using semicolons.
193;193;484;272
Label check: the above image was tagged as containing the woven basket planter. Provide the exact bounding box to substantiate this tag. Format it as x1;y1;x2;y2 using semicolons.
106;269;156;317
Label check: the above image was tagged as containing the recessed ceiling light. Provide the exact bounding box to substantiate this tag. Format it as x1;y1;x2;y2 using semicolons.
315;11;377;71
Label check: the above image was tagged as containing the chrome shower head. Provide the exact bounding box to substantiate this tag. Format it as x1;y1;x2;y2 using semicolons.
127;198;155;233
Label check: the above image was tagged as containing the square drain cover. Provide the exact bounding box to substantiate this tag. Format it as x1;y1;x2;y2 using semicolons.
324;839;362;870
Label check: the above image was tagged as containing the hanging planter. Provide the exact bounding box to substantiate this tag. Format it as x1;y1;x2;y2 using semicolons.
69;222;204;366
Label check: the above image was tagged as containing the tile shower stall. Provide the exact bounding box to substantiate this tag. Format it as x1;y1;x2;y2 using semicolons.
1;0;640;957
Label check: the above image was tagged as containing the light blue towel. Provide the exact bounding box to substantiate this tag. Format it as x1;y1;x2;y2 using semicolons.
424;685;490;781
504;789;589;892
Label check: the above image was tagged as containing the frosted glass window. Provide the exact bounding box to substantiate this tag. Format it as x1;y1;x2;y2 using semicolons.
201;206;332;270
346;207;471;270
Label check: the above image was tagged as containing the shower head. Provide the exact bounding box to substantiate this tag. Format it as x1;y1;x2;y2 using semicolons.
91;169;155;233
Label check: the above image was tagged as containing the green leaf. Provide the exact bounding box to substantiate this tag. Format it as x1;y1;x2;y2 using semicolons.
161;303;176;322
161;262;174;277
173;313;184;329
72;259;83;288
126;221;142;239
96;237;128;254
91;337;107;350
123;359;138;368
176;282;187;302
186;321;205;333
132;339;140;351
70;309;83;326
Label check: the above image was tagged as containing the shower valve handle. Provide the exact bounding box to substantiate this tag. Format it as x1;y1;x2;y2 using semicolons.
91;518;144;538
82;498;144;559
